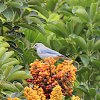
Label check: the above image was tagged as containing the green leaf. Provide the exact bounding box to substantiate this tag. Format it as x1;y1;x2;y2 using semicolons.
58;39;69;55
3;22;12;29
1;83;18;92
69;34;78;38
70;16;83;23
72;6;89;22
23;29;38;43
89;88;96;98
45;24;65;38
87;39;94;52
11;1;28;9
31;17;42;24
77;66;90;74
7;41;17;48
50;40;62;52
0;36;4;41
29;5;49;18
1;60;19;70
55;22;69;37
86;29;92;38
96;75;100;81
91;60;100;68
3;8;14;21
0;3;7;12
80;54;89;66
34;33;46;43
28;1;41;6
15;33;22;41
0;74;5;80
0;69;3;74
77;85;89;95
5;65;23;79
92;29;100;36
13;8;21;21
23;49;37;65
22;9;30;18
1;58;16;64
6;71;32;81
10;45;23;54
20;37;31;49
48;13;60;22
46;0;58;12
0;47;7;60
58;7;72;16
4;66;13;80
72;36;87;50
86;0;92;7
67;21;73;34
90;3;97;21
94;10;100;22
59;46;68;55
69;44;78;54
74;23;85;35
23;16;41;24
10;65;23;73
96;93;100;100
28;11;38;17
0;42;10;48
13;0;23;5
15;82;24;92
6;1;20;6
18;23;36;31
59;39;69;46
93;39;100;51
31;24;45;35
1;51;14;63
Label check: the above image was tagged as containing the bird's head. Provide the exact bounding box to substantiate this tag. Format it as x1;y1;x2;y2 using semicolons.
32;43;45;49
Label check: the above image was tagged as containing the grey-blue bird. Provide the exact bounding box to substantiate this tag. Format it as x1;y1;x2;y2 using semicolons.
32;43;70;60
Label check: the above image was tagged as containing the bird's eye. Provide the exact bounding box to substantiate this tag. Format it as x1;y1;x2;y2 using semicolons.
35;44;37;46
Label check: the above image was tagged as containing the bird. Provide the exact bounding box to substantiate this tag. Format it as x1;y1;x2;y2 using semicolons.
32;43;70;60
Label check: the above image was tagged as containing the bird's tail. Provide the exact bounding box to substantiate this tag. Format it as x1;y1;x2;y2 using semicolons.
60;55;71;60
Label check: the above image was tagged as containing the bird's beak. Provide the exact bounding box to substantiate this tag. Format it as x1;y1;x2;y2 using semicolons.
31;46;34;49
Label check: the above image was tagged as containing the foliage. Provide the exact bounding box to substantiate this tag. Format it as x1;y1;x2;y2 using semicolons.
0;36;32;99
0;0;49;69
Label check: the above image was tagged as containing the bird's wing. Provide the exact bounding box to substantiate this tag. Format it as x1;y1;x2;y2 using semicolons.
39;47;62;56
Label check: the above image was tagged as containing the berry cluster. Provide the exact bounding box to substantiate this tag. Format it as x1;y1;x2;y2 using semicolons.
24;86;46;100
49;85;63;100
28;57;77;98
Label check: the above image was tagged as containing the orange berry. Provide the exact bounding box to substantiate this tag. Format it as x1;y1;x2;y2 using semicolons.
29;63;33;66
50;57;53;59
48;57;50;59
35;59;39;62
44;58;48;62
